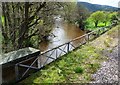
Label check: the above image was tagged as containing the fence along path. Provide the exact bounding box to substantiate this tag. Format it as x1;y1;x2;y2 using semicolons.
15;25;112;81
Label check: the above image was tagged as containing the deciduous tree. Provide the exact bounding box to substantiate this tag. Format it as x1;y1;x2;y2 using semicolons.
89;11;104;27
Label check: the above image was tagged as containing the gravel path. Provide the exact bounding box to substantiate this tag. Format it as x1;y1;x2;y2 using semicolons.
92;45;119;84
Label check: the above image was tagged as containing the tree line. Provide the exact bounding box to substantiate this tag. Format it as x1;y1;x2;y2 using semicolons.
1;2;119;53
1;2;80;53
87;11;119;28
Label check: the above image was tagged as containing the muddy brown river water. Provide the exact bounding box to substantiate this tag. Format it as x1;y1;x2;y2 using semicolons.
39;17;85;52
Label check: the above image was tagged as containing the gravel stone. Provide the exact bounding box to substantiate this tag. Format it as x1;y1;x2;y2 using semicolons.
91;45;119;84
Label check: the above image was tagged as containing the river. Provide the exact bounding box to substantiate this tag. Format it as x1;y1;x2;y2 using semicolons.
39;16;85;52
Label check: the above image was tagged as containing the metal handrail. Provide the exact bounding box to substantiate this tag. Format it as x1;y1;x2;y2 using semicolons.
15;25;112;81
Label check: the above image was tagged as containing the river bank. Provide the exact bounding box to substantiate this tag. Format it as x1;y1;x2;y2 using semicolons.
20;25;119;84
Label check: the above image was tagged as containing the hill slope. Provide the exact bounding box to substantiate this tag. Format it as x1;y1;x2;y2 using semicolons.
77;2;118;12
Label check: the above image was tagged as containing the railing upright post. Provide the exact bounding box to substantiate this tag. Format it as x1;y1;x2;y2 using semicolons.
102;27;105;34
56;49;58;59
97;29;100;37
15;64;19;81
67;42;70;52
38;52;41;68
87;34;89;42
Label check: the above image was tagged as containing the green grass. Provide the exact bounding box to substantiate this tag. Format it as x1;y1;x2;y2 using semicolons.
20;44;106;84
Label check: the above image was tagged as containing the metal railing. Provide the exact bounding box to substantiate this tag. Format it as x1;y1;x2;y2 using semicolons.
15;25;112;81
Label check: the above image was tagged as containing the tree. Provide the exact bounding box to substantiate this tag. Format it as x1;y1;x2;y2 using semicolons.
1;2;63;53
89;11;104;27
2;2;86;53
109;12;119;25
61;2;90;30
103;12;111;26
76;3;90;30
2;2;48;52
61;2;77;23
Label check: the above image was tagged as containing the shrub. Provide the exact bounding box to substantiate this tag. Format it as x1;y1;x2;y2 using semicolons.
74;66;84;74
